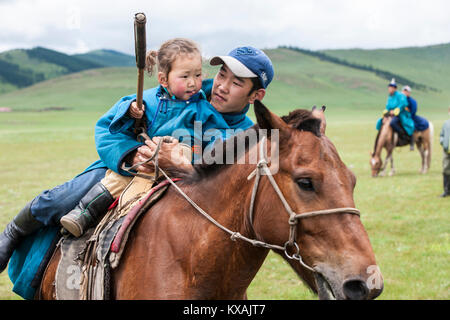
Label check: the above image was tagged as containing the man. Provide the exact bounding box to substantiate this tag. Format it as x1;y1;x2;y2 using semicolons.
376;78;414;141
402;85;429;151
0;46;274;284
439;107;450;197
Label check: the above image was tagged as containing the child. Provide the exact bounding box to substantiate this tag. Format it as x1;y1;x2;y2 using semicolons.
60;38;231;237
439;107;450;197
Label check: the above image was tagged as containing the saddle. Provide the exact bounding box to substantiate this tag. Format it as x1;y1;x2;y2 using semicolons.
52;176;175;300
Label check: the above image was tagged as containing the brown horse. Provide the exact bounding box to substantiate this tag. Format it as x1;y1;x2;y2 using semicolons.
370;115;433;177
40;101;383;300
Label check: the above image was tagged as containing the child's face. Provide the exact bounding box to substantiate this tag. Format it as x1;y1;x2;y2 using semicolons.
160;53;202;100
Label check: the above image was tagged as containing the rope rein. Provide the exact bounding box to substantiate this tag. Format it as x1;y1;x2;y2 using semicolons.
122;136;361;273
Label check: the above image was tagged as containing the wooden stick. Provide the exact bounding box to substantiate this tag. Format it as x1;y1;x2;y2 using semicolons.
134;12;146;134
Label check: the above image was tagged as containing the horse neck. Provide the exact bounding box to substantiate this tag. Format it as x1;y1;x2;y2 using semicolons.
374;118;392;156
179;143;270;297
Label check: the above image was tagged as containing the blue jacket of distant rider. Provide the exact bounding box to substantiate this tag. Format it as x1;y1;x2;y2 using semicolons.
406;96;429;131
376;91;414;136
85;79;254;175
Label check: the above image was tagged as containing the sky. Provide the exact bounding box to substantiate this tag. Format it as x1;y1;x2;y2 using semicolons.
0;0;449;56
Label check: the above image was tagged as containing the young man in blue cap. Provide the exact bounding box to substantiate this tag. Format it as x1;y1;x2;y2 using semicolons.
0;46;274;280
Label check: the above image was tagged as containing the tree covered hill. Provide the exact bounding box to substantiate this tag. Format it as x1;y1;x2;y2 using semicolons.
0;47;134;94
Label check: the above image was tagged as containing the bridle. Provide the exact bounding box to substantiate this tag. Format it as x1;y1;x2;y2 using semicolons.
246;136;360;272
123;135;361;273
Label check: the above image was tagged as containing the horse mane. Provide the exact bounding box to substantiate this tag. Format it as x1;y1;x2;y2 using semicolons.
169;109;321;182
281;109;322;137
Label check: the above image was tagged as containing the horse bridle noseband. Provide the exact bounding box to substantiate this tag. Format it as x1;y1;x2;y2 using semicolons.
123;135;361;273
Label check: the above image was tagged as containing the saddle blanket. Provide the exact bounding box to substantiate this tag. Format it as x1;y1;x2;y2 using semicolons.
54;177;173;300
8;176;173;300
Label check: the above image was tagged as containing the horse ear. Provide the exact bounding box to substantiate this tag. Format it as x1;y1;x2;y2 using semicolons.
254;100;290;134
311;105;327;134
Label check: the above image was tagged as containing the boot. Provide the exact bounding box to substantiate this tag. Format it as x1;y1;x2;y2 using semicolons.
440;174;450;197
0;202;43;273
60;182;114;237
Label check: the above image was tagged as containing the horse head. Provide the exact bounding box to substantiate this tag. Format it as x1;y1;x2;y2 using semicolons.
251;100;383;300
370;115;393;177
370;152;383;177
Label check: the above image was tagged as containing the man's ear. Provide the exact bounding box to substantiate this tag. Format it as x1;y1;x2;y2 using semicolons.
158;72;169;88
248;88;266;104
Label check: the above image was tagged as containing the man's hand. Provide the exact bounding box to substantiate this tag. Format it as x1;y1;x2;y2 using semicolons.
129;101;145;119
128;137;193;174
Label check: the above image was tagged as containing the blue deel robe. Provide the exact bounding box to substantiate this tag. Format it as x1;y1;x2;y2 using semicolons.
376;91;415;136
406;96;429;131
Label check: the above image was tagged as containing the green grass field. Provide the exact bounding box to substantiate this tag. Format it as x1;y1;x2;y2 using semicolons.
0;48;448;300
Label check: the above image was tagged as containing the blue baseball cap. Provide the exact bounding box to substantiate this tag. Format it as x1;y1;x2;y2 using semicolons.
210;46;274;89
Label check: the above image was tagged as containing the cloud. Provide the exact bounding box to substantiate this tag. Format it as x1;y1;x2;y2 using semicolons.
0;0;449;55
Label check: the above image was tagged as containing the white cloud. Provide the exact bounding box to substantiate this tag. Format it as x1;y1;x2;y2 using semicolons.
0;0;449;55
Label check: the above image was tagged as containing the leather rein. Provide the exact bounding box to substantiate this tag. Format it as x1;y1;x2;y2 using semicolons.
122;135;361;273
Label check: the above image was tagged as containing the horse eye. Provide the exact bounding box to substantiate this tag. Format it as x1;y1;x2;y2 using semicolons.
297;178;314;191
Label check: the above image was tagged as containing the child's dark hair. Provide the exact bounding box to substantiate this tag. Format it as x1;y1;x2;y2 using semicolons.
145;38;201;77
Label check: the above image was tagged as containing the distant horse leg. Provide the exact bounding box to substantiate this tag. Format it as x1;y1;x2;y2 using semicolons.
380;150;393;177
379;153;389;177
388;151;395;176
423;149;429;174
417;140;426;174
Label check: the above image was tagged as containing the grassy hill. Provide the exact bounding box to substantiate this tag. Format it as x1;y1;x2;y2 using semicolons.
0;47;134;95
322;43;450;93
1;43;448;113
73;49;135;67
0;47;447;120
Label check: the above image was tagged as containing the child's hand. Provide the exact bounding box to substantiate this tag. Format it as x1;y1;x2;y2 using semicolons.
129;101;145;119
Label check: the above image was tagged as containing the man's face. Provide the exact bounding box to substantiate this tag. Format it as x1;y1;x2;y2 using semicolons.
210;65;261;113
402;89;410;97
388;86;396;95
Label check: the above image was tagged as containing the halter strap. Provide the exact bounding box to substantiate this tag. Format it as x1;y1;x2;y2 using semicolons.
246;136;360;271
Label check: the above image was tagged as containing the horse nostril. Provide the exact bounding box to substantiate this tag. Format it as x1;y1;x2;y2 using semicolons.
343;279;369;300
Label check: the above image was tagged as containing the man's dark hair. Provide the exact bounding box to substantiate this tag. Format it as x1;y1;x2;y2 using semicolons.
248;77;263;96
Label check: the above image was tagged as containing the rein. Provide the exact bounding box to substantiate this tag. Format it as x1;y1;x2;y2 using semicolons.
122;135;360;274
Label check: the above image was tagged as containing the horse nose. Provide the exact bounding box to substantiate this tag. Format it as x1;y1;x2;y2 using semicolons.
343;279;369;300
